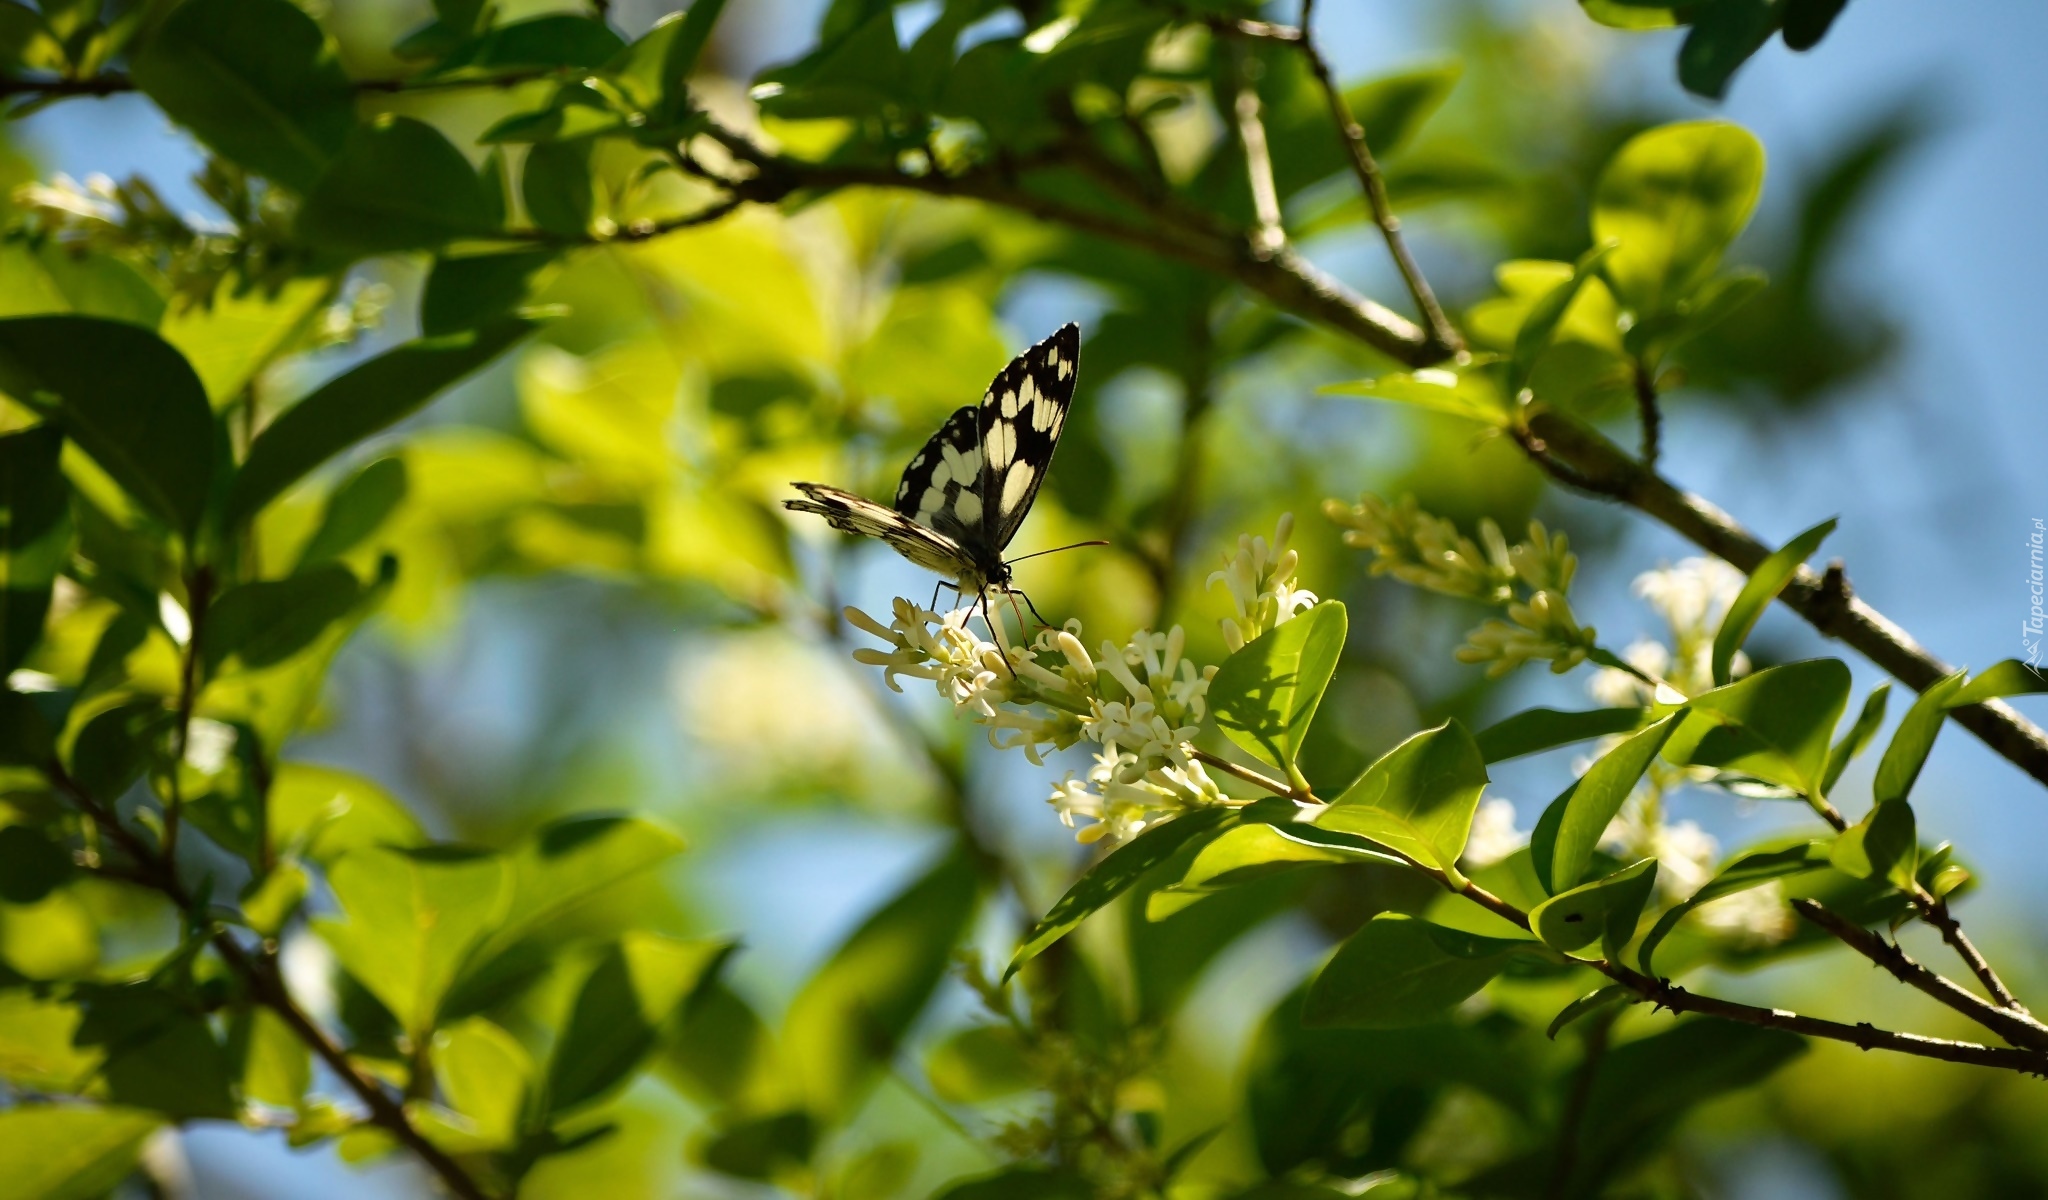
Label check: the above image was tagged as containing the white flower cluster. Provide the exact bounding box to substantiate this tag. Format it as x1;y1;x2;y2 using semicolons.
1588;557;1749;704
845;600;1226;844
1208;513;1318;652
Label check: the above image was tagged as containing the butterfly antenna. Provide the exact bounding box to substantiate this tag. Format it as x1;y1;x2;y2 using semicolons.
1004;539;1110;565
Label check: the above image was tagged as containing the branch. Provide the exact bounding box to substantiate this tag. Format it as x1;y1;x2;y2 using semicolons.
1913;892;2026;1012
44;764;496;1200
1522;410;2048;791
1180;761;2048;1074
1224;42;1286;259
1631;359;1662;468
1792;899;2048;1051
0;69;565;101
1292;0;1463;357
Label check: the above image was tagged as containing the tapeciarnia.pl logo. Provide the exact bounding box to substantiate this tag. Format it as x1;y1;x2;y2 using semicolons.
2027;518;2045;678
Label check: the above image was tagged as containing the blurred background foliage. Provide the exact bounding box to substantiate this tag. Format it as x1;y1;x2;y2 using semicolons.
2;0;2045;1197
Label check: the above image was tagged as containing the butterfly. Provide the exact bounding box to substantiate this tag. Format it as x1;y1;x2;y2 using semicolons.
785;322;1081;606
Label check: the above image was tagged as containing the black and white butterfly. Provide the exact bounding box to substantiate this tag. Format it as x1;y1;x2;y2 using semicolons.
785;323;1081;605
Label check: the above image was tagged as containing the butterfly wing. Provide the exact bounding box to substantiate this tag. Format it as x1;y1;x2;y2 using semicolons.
977;322;1079;552
785;483;978;581
892;404;993;557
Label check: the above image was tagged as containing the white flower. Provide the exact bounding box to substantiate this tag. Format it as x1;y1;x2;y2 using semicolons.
1693;880;1797;947
183;718;239;774
1463;797;1526;868
1210;513;1318;652
1634;557;1745;642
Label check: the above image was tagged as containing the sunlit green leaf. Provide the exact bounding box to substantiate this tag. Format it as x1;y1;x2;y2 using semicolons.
932;1166;1092;1200
1830;798;1916;889
1319;720;1489;877
1822;683;1890;796
1711;519;1836;686
1303;914;1531;1028
1145;821;1345;919
1950;659;2048;707
1474;706;1646;764
294;457;408;570
1546;984;1637;1039
316;846;512;1039
1208;602;1347;775
1670;659;1851;797
1510;241;1614;396
1529;857;1658;955
1321;364;1508;424
232;1005;310;1111
0;1105;162;1200
1638;838;1829;975
1008;808;1234;978
1592;121;1765;314
436;1017;533;1149
1531;713;1681;894
1871;672;1965;806
267;761;426;864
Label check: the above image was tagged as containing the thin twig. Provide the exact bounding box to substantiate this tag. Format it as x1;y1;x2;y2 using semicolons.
1521;410;2048;791
1293;0;1463;356
1192;761;2048;1074
43;763;497;1200
1188;746;1311;802
1225;42;1286;259
1632;359;1662;468
0;68;564;100
1792;900;2048;1050
1914;893;2026;1012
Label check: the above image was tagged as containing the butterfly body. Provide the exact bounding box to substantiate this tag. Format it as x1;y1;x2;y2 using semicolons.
785;323;1080;596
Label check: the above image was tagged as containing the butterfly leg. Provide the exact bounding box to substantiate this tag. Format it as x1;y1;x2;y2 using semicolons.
1009;586;1054;631
929;579;950;612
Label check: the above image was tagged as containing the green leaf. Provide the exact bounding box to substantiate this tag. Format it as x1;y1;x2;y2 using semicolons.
1871;672;1966;806
0;316;215;535
1951;659;2048;707
1546;984;1637;1039
1008;808;1235;978
1592;121;1765;315
435;1017;532;1148
1529;857;1658;955
1639;839;1829;975
1673;659;1852;797
1712;518;1835;686
1146;821;1346;919
1830;798;1917;888
1783;0;1850;50
1678;0;1780;100
926;1024;1033;1104
932;1166;1092;1200
1303;914;1530;1029
267;761;426;864
1318;720;1489;877
233;1006;310;1110
421;251;557;337
522;140;596;238
1;424;69;674
787;846;980;1118
298;116;502;254
239;859;308;936
0;823;74;903
226;319;535;523
1510;241;1614;396
547;934;731;1115
0;1105;162;1200
73;984;237;1118
1560;1018;1804;1194
1321;363;1508;424
430;14;623;73
317;846;512;1039
294;457;407;570
1474;706;1646;764
1207;602;1347;776
701;1111;819;1181
1821;683;1890;796
1529;714;1679;894
609;0;728;126
203;563;363;671
128;0;353;191
496;811;689;948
